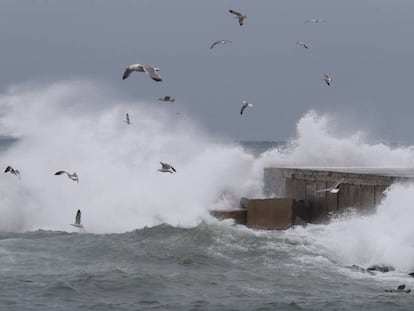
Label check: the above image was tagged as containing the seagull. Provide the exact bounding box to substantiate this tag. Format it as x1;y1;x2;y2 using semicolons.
159;96;175;103
385;284;411;293
54;171;79;183
70;209;84;229
305;18;325;23
240;100;253;115
4;166;20;179
296;41;309;49
122;64;162;82
158;162;176;174
229;9;247;26
322;74;333;86
124;113;131;125
316;178;344;194
210;39;232;50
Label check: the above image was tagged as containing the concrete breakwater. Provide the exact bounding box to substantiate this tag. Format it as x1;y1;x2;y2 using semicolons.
211;167;414;229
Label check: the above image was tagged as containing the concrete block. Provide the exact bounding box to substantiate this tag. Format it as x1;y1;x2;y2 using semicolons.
246;198;294;230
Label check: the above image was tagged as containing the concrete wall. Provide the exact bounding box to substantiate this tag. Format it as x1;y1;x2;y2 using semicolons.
210;198;305;230
263;167;412;223
246;198;294;230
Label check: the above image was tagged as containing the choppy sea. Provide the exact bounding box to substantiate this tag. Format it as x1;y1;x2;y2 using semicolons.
1;83;414;310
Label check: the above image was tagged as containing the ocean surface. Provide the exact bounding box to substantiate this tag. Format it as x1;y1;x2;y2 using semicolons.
1;83;414;310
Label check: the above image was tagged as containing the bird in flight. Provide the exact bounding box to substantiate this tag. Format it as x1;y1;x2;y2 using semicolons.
229;9;247;26
210;39;232;50
54;171;79;183
158;162;176;174
240;100;253;115
4;166;20;179
316;178;344;194
122;64;162;82
296;41;309;49
159;96;175;103
124;113;131;125
322;74;333;86
70;209;84;230
305;18;325;23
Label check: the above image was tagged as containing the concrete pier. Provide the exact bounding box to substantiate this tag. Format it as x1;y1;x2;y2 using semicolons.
211;167;414;229
264;167;414;223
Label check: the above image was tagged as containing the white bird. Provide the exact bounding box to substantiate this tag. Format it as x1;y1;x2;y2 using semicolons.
296;41;309;49
240;100;253;115
54;171;79;183
305;18;325;23
322;74;333;86
158;162;176;174
229;9;247;26
210;39;232;50
124;113;131;125
122;64;162;82
159;96;175;103
316;178;344;194
70;209;84;229
4;166;20;179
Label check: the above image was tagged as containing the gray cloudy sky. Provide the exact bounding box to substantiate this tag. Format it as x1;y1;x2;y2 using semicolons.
1;0;414;142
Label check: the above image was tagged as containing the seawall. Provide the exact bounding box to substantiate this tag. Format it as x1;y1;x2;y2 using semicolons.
211;167;414;229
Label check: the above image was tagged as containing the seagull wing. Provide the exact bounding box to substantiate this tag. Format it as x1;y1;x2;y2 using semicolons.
122;67;133;80
75;210;81;225
229;9;242;17
4;166;11;173
143;65;162;82
238;17;244;26
332;178;345;189
125;113;130;124
398;284;406;290
240;104;247;115
170;166;176;172
160;162;169;169
210;41;220;49
316;188;330;193
54;171;68;176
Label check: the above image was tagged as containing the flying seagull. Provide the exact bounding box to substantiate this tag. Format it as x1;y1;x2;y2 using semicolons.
54;171;79;183
210;39;232;50
322;74;333;86
122;64;162;82
385;284;411;293
229;9;247;26
124;113;131;125
316;178;344;194
4;166;20;179
70;209;84;229
296;41;309;49
159;96;175;103
158;162;176;174
240;100;253;115
305;18;325;23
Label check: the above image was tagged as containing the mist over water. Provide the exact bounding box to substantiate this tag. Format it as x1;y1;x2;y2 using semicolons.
0;80;414;274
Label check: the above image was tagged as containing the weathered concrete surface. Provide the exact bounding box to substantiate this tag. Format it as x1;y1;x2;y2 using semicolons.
210;197;307;230
210;210;247;225
264;167;413;223
246;198;294;230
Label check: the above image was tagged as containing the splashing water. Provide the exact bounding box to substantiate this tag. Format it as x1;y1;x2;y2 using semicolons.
0;81;260;233
1;79;414;272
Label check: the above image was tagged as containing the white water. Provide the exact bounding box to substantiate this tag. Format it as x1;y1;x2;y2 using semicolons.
1;80;414;272
0;81;259;233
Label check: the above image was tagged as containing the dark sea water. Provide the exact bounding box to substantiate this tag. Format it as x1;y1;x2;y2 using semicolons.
1;95;414;310
1;223;414;311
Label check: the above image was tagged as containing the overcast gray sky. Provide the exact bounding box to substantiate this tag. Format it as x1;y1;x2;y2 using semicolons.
1;0;414;142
